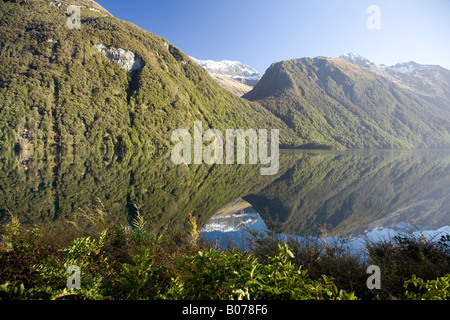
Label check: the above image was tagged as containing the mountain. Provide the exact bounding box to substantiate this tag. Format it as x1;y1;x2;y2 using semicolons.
0;0;298;154
339;52;381;74
190;57;261;96
3;0;449;155
340;53;450;113
244;55;450;149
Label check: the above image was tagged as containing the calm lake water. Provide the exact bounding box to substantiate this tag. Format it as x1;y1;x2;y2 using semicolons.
1;149;449;249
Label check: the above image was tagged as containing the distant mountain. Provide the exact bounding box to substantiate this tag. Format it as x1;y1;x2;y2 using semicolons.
340;53;450;112
190;57;261;96
244;55;450;149
339;52;382;74
0;0;298;153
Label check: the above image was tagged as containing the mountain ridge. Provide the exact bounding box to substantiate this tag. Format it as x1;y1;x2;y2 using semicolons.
339;52;450;110
244;55;450;149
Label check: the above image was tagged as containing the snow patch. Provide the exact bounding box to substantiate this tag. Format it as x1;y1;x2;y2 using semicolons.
340;52;441;76
190;57;261;86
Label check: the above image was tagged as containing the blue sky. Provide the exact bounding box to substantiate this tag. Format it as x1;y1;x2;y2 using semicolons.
96;0;450;74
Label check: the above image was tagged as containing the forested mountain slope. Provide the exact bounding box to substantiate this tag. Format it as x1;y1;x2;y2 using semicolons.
0;0;299;154
244;57;450;149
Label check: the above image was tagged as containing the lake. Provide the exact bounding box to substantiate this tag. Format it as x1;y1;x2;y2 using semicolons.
1;149;449;250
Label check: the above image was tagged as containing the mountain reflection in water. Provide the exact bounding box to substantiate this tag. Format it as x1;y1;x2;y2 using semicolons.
201;149;450;247
1;149;449;249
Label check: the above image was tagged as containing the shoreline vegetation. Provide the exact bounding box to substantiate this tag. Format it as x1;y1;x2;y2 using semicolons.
1;202;449;301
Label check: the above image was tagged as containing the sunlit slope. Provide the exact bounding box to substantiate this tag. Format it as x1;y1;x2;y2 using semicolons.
244;57;450;149
0;0;299;153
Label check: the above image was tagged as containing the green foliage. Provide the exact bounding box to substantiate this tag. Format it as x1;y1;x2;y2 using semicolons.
130;203;147;233
226;243;356;300
187;213;199;246
366;232;450;299
404;274;450;300
0;281;26;300
1;212;450;300
0;211;357;300
31;230;108;300
245;226;368;299
166;243;356;300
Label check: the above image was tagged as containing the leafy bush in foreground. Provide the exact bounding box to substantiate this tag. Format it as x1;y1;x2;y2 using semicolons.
169;243;355;300
0;212;355;300
404;274;450;300
1;211;449;300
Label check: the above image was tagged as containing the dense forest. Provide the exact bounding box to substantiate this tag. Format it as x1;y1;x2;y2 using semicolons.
0;0;300;155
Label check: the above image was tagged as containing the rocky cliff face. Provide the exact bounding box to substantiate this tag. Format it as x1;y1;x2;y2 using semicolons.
94;44;143;73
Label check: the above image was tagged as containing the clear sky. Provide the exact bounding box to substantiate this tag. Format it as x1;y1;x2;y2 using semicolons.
96;0;450;74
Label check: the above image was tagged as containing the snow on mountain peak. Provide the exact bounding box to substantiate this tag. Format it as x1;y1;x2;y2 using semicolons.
341;52;367;61
340;53;442;75
390;61;441;74
338;53;449;98
392;63;416;73
340;52;375;67
190;56;261;86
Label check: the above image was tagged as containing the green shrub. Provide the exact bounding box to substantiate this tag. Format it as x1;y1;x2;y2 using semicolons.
0;281;26;300
170;243;356;300
1;210;448;301
30;230;109;300
404;274;450;300
366;233;450;299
